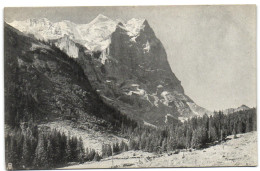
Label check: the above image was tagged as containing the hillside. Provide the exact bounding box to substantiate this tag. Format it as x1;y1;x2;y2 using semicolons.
4;22;136;132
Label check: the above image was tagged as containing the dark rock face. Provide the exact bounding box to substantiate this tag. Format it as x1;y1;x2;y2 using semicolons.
76;20;209;126
109;21;183;93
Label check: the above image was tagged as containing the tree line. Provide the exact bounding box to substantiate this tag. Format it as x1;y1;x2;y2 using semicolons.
5;122;101;170
5;121;132;170
123;108;257;153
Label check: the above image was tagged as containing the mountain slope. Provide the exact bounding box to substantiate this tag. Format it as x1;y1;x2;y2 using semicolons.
4;22;135;131
8;16;211;126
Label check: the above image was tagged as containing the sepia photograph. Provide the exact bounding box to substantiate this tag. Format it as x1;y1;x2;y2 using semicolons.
3;4;257;170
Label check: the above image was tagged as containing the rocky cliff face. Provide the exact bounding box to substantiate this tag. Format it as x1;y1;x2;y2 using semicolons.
53;35;79;58
8;15;211;126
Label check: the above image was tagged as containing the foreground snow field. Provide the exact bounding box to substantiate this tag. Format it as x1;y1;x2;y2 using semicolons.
59;131;257;169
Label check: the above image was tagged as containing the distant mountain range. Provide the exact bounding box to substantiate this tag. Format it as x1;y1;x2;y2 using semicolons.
223;105;251;114
7;14;213;126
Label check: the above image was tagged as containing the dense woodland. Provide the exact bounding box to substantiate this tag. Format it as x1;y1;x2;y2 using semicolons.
5;122;102;169
5;108;256;169
124;109;257;152
5;122;129;169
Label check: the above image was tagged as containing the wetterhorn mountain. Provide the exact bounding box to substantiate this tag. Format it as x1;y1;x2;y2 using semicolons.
8;14;211;126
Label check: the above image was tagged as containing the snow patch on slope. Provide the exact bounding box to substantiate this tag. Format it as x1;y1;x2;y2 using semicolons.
126;85;153;105
143;121;157;128
143;41;150;53
100;50;109;64
160;91;175;106
150;92;159;107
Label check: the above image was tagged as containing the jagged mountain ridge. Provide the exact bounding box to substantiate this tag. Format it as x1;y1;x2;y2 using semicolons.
8;15;211;126
9;14;130;52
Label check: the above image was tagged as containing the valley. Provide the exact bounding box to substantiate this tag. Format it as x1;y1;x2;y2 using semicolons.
4;12;257;170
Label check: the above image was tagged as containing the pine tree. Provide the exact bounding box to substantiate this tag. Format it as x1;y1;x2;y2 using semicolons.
14;131;24;168
233;128;237;139
88;149;96;161
47;138;54;168
34;133;48;169
8;136;20;169
161;138;166;153
209;126;218;142
93;153;101;161
166;137;173;152
21;136;31;168
245;114;251;133
191;126;207;149
107;144;112;157
113;142;120;154
185;128;192;149
60;132;67;164
76;137;85;163
66;136;72;162
119;140;128;152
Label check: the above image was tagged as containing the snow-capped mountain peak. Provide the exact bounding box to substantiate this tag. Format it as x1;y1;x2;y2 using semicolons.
125;18;146;36
8;18;77;41
89;14;112;24
77;15;118;51
8;15;149;52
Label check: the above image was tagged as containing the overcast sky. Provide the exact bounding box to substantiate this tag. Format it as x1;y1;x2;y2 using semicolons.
4;5;256;111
